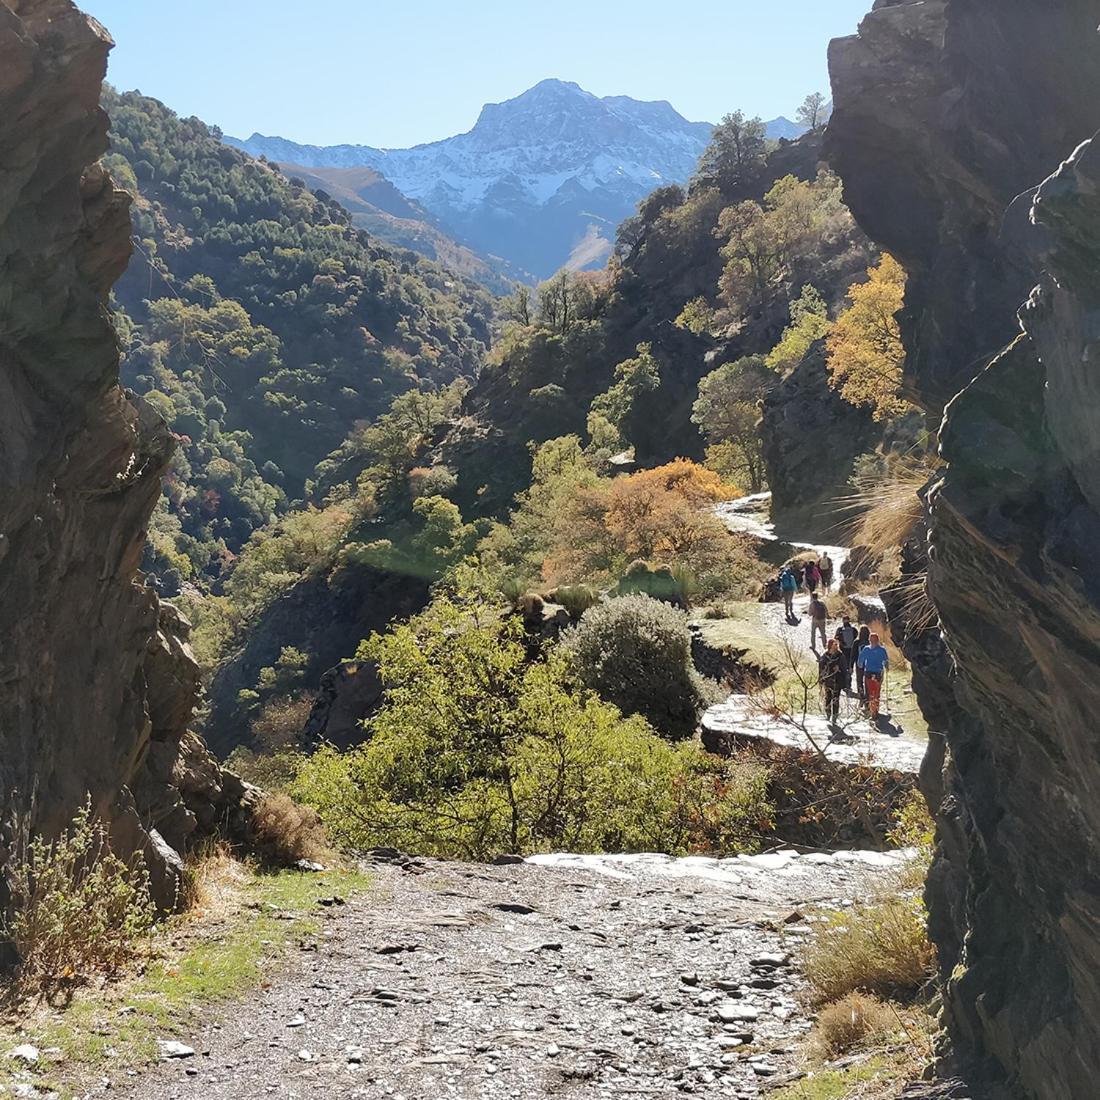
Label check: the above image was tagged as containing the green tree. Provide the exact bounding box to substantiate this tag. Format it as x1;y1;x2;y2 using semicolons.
766;285;832;373
693;111;768;195
589;342;661;441
691;356;775;493
718;171;854;318
292;583;770;858
796;93;830;131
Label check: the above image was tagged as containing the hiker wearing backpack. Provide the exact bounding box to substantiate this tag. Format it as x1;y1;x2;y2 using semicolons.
818;639;848;724
835;616;859;691
804;560;821;593
779;566;798;618
819;552;834;591
857;632;890;719
853;625;871;701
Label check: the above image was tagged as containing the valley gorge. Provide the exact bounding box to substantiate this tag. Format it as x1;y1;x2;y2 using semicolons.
3;0;1100;1097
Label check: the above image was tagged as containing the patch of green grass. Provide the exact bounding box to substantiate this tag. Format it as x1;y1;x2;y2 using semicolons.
771;1055;902;1100
697;603;782;667
0;865;372;1098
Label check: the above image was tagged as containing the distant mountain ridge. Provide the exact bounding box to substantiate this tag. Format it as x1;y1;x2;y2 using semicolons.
277;163;527;292
227;80;807;282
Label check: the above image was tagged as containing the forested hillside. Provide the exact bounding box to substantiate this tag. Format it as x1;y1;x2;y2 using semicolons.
101;89;496;589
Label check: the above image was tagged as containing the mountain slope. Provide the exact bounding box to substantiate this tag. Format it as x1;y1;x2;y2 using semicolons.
277;163;526;292
228;80;717;280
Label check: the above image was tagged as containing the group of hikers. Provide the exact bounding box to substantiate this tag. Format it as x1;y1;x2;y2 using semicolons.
777;556;890;724
817;619;889;722
778;553;835;615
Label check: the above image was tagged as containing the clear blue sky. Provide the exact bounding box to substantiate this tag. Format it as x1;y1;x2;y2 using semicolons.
82;1;869;149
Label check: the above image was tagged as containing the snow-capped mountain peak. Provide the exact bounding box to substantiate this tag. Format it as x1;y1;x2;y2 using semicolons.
227;82;803;280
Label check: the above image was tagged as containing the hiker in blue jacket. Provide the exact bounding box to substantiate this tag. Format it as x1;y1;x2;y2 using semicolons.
857;632;889;719
779;566;798;619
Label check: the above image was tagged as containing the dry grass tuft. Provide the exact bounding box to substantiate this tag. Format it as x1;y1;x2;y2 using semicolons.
803;889;936;1006
890;574;939;635
830;463;931;558
250;792;332;866
180;839;251;917
815;993;896;1058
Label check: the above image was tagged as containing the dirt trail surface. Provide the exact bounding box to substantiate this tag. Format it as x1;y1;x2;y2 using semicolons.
114;849;910;1100
705;494;928;773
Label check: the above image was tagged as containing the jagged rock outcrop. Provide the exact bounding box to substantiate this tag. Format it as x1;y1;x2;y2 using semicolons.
829;2;1100;1096
206;564;428;756
760;341;879;534
0;0;253;908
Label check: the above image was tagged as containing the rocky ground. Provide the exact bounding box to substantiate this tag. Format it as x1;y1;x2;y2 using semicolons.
108;849;913;1100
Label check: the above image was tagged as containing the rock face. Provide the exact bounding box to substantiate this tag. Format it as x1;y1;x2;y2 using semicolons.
0;0;253;908
829;2;1100;1096
760;342;879;534
206;563;427;756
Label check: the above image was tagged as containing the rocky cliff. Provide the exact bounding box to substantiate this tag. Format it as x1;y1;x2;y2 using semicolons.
829;1;1100;1096
760;341;879;536
0;0;252;908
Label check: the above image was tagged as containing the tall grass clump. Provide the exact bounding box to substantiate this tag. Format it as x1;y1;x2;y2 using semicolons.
831;461;932;558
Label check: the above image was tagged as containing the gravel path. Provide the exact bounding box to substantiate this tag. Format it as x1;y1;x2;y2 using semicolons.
113;850;910;1100
706;495;927;773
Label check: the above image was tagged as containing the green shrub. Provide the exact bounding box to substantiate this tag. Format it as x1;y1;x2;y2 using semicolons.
551;584;599;619
292;586;770;859
4;801;156;1000
563;594;720;739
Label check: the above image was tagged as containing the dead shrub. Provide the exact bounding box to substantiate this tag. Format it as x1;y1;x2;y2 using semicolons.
4;800;155;1001
250;792;332;865
803;889;936;1006
251;692;314;754
815;993;895;1058
180;838;249;916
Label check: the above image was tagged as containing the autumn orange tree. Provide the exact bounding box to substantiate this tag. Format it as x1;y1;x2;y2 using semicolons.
826;254;909;419
543;460;750;596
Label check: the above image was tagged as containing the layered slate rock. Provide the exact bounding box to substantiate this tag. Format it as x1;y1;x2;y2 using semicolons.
0;0;252;908
829;1;1100;1096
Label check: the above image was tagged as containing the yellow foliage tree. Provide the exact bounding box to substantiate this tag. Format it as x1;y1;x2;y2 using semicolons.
543;459;742;588
826;255;909;420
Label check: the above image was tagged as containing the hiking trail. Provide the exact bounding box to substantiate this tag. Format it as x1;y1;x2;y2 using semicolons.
110;849;914;1100
89;494;927;1100
702;493;929;774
